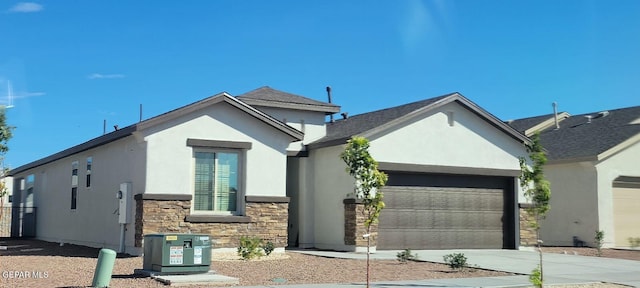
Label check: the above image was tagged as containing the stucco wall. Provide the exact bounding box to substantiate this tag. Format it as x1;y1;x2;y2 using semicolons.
309;145;354;251
141;102;293;199
595;140;640;247
539;161;598;246
10;136;146;254
255;107;327;151
288;156;317;248
368;102;524;172
541;141;640;248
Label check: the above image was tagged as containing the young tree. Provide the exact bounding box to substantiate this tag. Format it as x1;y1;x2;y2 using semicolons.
519;132;551;287
0;107;14;223
340;136;388;288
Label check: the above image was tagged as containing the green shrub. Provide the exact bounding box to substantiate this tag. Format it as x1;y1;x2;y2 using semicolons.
443;252;467;271
629;237;640;249
262;241;275;256
529;265;542;288
237;236;264;260
396;248;417;263
595;230;605;256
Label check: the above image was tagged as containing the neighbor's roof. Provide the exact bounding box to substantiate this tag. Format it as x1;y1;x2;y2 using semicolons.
530;105;640;162
237;86;340;114
9;92;303;176
310;92;530;148
507;112;571;137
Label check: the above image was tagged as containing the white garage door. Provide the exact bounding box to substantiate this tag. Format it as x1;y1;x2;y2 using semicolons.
612;177;640;248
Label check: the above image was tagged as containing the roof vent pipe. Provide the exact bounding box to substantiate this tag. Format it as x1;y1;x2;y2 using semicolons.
552;102;559;129
326;86;334;123
585;115;592;124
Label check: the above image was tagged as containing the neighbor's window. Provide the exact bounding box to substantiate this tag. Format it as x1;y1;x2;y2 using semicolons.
193;151;239;213
26;174;35;212
71;161;78;210
71;187;77;210
86;157;92;188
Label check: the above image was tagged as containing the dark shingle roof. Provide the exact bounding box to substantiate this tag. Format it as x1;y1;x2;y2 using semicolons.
310;92;529;148
237;86;340;114
314;95;450;146
534;106;640;161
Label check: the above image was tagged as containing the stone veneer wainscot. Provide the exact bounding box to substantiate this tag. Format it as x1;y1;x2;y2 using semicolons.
134;194;289;248
519;204;538;247
344;198;378;248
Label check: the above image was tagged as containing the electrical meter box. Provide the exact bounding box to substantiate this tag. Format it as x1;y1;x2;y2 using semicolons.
143;234;212;274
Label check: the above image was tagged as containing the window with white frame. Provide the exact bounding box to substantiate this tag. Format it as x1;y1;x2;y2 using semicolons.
193;150;240;213
86;157;92;188
26;174;34;212
71;161;78;210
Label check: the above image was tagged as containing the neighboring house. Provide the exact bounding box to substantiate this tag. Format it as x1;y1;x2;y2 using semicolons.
8;86;533;254
508;106;640;248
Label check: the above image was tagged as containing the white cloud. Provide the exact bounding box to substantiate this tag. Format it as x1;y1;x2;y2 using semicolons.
8;2;43;13
399;0;450;54
0;90;44;108
15;91;45;98
88;73;125;79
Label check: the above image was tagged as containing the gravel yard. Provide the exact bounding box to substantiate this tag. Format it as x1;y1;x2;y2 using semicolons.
1;238;637;287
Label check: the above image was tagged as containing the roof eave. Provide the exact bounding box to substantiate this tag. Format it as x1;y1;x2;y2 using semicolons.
238;98;340;114
8;126;136;176
546;155;598;165
224;96;304;141
307;136;351;150
453;95;532;145
523;112;571;136
9;92;305;176
595;132;640;162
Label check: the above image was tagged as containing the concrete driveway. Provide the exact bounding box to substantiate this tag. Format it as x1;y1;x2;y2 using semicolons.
282;249;640;287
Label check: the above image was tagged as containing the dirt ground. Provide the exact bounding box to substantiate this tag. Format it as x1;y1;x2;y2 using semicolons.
1;238;637;287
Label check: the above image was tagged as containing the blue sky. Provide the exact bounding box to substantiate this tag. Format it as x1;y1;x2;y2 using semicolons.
1;1;639;169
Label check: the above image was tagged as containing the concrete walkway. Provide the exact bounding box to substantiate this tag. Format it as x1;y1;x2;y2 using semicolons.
234;249;640;288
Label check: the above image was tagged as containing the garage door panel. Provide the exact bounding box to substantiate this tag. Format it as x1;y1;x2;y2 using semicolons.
380;209;504;230
613;186;640;247
379;181;508;249
378;229;504;249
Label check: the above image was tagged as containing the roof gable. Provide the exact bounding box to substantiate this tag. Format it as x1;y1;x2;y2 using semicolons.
10;92;303;176
237;86;340;114
137;92;303;140
310;92;530;148
507;112;571;136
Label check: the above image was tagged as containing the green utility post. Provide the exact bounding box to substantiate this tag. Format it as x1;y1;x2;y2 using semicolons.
92;248;117;287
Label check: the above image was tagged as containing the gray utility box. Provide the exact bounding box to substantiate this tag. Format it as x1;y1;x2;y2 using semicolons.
143;234;212;274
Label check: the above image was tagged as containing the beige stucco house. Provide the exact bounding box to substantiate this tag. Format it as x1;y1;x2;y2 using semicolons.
8;87;533;254
508;106;640;248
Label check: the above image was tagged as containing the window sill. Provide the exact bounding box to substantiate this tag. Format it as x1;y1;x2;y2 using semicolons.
185;215;251;223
